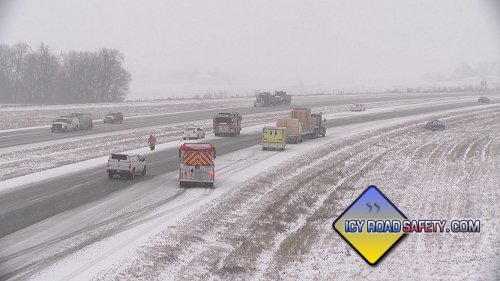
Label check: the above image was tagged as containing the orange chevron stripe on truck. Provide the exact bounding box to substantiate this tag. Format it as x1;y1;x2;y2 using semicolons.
183;152;213;166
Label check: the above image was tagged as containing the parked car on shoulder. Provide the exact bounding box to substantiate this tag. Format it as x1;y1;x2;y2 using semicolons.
103;112;124;123
478;97;490;103
182;127;205;140
425;119;445;131
107;153;146;179
350;104;366;112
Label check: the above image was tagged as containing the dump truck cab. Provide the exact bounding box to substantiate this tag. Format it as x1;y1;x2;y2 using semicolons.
274;90;292;105
179;143;216;187
254;92;274;107
213;112;242;136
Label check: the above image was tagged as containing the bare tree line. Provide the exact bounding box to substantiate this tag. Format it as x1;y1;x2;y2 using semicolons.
0;43;131;104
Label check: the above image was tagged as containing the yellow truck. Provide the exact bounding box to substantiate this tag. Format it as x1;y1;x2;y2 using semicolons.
261;127;286;151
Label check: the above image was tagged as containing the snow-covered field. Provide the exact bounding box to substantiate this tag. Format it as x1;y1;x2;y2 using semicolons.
21;105;500;281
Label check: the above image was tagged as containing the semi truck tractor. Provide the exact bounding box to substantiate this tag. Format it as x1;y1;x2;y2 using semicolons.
213;112;242;136
276;108;326;143
261;127;287;151
179;142;216;187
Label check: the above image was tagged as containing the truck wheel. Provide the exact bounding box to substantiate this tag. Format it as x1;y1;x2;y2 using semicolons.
263;147;267;151
209;183;214;188
141;166;146;176
51;128;55;133
108;172;114;179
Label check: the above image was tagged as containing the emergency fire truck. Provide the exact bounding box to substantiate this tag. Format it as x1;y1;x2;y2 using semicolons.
178;143;216;187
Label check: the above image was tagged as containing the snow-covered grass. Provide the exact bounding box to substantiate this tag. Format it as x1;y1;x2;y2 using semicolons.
23;104;500;281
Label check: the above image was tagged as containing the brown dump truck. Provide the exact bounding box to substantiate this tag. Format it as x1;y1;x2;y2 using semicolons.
254;90;292;107
276;108;326;143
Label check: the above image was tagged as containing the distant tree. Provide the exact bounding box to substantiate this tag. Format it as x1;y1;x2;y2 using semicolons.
0;42;131;104
22;43;61;103
0;45;15;102
95;48;130;102
0;43;30;103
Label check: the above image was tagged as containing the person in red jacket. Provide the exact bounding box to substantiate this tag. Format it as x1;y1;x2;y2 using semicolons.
148;134;157;151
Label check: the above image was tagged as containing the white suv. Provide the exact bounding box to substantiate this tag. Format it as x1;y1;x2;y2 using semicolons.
350;104;366;112
107;154;146;179
182;127;205;140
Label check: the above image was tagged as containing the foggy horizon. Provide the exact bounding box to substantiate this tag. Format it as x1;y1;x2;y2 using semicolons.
1;0;499;99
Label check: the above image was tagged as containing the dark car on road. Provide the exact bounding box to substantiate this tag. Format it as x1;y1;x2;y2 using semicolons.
478;97;490;103
425;119;445;131
103;112;124;123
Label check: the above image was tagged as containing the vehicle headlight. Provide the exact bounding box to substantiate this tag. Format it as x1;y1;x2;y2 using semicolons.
62;125;67;127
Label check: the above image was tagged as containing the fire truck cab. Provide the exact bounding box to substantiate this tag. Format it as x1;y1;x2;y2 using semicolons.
178;143;216;187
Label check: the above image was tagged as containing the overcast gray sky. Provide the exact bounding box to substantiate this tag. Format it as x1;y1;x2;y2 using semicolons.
1;0;499;98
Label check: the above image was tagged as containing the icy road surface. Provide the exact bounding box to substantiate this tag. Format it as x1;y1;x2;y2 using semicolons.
0;91;487;130
0;93;495;181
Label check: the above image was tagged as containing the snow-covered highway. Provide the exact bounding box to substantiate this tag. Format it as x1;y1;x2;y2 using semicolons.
0;93;499;280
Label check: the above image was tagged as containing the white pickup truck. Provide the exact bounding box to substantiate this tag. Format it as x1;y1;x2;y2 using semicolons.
51;116;79;132
107;153;146;179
